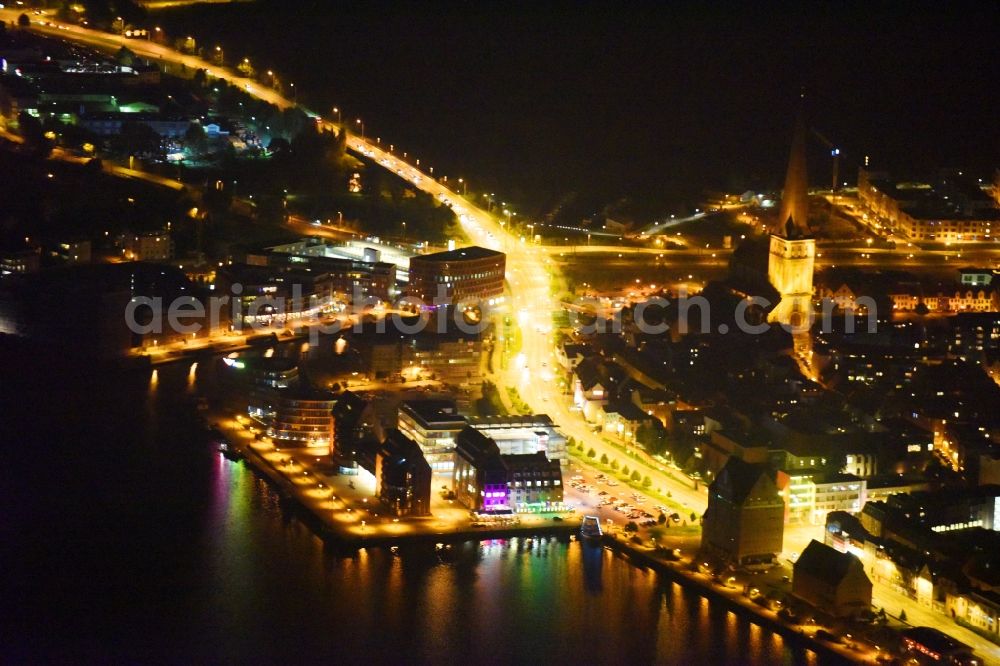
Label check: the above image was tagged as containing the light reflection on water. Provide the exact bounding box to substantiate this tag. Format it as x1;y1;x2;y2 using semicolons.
1;358;832;664
197;433;828;664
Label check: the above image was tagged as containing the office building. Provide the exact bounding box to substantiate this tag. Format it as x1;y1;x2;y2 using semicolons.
467;414;568;463
374;429;432;517
454;426;510;513
452;426;564;514
408;245;505;306
397;399;467;474
503;452;563;511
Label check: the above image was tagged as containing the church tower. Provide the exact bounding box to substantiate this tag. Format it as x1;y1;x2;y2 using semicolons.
768;106;816;328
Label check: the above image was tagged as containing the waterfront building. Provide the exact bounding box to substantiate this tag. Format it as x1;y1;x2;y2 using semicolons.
215;263;329;328
407;245;505;306
397;399;467;475
248;380;337;452
452;426;565;514
792;539;872;618
373;429;432;517
331;390;376;459
468;414;568;463
454;426;509;513
246;239;395;302
503;451;563;512
701;457;785;567
703;426;771;476
234;357;299;388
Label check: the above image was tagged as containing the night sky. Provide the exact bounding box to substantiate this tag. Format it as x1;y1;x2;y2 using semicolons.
159;0;1000;221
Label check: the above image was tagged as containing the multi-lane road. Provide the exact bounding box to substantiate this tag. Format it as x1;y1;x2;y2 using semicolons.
1;9;711;510
549;243;1000;274
17;8;999;520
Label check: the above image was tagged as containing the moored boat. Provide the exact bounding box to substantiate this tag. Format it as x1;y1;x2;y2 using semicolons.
580;515;603;541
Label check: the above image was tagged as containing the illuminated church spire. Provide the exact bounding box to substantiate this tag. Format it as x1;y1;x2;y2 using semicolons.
768;97;816;329
777;96;809;237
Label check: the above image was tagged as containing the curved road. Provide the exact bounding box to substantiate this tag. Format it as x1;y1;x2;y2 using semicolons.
3;9;711;512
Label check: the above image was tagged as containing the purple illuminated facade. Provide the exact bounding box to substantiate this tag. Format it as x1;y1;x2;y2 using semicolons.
454;426;510;513
481;484;510;512
452;426;563;513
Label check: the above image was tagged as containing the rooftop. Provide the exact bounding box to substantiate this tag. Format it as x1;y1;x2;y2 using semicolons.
468;414;556;429
794;539;863;588
399;399;465;426
710;456;777;504
455;425;504;469
412;246;503;263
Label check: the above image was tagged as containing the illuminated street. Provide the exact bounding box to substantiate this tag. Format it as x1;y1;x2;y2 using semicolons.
3;5;1000;664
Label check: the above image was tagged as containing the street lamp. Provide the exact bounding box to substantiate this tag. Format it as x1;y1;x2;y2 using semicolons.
332;106;341;124
355;118;364;140
458;178;467;195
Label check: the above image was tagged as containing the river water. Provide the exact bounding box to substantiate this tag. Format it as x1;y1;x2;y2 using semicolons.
0;355;838;663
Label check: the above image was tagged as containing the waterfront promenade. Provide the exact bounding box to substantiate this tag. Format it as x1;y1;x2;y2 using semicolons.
214;406;884;664
601;536;873;665
212;411;580;546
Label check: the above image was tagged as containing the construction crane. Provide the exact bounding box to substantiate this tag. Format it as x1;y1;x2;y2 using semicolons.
811;128;841;192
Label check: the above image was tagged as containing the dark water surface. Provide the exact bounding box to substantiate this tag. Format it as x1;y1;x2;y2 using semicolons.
0;357;835;663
